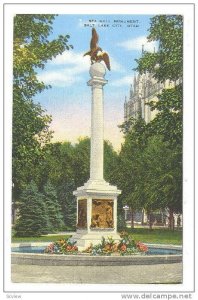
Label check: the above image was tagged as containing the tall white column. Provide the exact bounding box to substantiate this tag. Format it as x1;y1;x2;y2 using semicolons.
72;62;122;248
87;63;107;182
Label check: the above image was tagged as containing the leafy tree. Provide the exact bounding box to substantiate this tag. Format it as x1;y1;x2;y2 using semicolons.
39;142;71;187
38;138;121;230
135;15;183;149
131;15;183;228
43;181;64;231
13;14;72;100
136;15;183;82
148;84;182;148
72;137;90;187
118;117;182;230
117;118;148;228
12;14;73;214
104;140;119;185
38;142;76;229
38;139;89;229
12;96;52;200
58;179;76;230
14;181;49;237
138;136;182;229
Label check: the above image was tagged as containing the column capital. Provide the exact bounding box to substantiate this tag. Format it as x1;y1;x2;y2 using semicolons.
87;76;108;87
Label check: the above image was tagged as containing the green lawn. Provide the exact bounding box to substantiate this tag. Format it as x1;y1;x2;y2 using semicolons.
12;234;71;243
126;228;182;245
12;228;182;245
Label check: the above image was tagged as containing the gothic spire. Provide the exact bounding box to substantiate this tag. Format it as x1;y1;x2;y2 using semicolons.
133;74;137;93
134;73;136;85
130;84;133;98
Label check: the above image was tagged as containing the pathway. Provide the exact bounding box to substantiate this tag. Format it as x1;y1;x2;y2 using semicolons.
11;263;182;284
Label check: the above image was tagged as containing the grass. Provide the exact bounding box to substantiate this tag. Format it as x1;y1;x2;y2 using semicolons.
126;228;182;245
12;228;182;245
12;234;71;243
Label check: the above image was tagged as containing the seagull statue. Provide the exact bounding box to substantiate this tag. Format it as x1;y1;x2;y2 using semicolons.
84;28;111;71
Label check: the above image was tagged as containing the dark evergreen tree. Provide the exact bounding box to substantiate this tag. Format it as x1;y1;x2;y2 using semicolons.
14;181;49;237
43;181;64;232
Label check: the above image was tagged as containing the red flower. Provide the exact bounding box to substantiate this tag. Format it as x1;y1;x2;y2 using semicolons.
66;245;72;251
136;242;148;252
120;244;127;252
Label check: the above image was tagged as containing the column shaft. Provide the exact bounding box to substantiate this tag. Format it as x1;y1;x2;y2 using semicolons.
90;85;104;181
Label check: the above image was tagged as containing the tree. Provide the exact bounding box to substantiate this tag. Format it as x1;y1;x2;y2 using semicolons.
38;138;121;230
72;137;90;187
37;139;89;230
138;136;182;229
43;181;64;231
117;118;148;228
12;96;53;200
14;181;49;237
58;179;76;229
13;14;72;100
134;15;183;228
37;141;76;229
136;15;183;82
135;15;183;148
118;116;182;230
104;140;119;184
148;85;182;149
12;14;73;214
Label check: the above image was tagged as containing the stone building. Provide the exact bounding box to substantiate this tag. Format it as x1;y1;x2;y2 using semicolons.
124;72;177;124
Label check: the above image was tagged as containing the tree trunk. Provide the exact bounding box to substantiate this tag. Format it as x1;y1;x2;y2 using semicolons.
141;209;144;225
130;208;134;228
169;208;175;231
148;210;153;230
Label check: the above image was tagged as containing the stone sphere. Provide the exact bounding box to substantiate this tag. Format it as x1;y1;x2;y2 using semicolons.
89;62;106;78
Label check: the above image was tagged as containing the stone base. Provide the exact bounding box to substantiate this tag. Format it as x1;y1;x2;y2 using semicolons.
70;230;121;251
73;179;121;196
73;179;121;251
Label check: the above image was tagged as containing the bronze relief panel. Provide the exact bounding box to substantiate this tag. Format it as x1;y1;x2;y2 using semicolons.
77;199;87;229
91;199;114;228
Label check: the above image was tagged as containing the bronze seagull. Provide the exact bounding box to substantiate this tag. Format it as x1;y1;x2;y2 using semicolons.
83;28;111;71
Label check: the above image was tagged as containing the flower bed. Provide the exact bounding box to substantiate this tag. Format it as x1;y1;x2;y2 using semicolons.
44;232;148;256
83;231;148;256
44;239;78;255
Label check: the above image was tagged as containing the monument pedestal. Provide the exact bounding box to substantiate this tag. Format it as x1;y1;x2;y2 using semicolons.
72;179;121;250
72;62;121;250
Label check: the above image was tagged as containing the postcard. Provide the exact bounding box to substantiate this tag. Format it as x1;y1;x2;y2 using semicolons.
2;1;195;299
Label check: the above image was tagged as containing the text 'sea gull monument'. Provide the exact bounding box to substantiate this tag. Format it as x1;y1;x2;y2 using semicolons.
72;29;121;249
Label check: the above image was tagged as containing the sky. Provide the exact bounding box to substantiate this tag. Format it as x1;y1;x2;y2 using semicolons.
34;14;156;151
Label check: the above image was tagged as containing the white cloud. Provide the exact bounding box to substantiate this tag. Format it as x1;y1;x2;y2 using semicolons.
49;51;89;67
118;35;158;52
51;50;123;72
37;51;90;87
111;75;134;87
38;50;124;87
110;56;124;72
37;70;82;87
